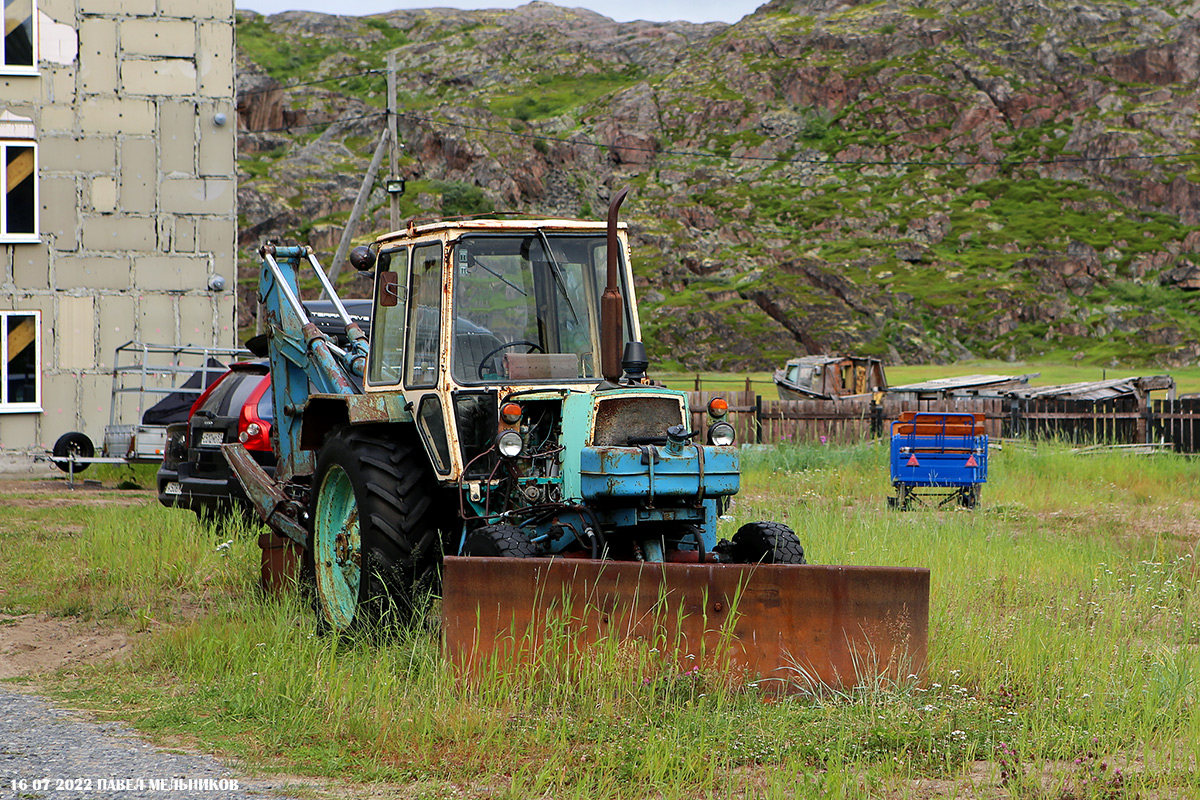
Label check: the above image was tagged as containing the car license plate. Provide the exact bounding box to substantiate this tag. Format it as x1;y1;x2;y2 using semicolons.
200;431;224;446
165;481;182;495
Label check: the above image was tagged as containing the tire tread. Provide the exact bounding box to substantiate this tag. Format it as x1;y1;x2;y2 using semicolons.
312;424;444;629
731;521;806;565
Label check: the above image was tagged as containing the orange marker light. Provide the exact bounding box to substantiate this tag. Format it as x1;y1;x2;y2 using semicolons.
707;397;729;418
500;402;523;424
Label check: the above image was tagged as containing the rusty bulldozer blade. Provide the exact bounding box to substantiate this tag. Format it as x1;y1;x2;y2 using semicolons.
442;557;929;692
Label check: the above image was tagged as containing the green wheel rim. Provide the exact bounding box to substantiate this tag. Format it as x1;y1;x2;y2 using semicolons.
314;464;362;631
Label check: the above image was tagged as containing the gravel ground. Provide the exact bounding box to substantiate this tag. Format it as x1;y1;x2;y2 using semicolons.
0;687;306;800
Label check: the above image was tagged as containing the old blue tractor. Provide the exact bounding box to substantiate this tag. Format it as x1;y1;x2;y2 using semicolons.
227;191;928;688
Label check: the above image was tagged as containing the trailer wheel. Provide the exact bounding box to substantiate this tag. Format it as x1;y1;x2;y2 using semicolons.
309;426;442;633
731;521;806;565
889;484;912;511
959;485;981;510
51;431;94;473
463;523;536;557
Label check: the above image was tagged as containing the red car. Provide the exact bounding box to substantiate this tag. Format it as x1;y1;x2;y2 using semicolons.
156;361;273;519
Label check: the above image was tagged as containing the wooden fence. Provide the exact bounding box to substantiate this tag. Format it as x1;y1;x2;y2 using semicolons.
685;392;1200;452
1151;398;1200;452
1006;396;1142;443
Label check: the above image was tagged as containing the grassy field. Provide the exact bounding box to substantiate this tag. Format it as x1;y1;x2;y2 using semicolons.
662;359;1200;397
1;448;1198;799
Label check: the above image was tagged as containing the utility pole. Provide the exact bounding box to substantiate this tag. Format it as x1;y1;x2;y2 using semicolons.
328;128;390;284
327;54;403;285
387;49;401;232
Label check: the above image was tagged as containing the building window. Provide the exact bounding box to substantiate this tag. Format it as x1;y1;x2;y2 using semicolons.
0;310;40;412
2;0;36;73
1;141;37;241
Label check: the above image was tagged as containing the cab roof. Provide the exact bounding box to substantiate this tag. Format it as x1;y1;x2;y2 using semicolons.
374;217;624;246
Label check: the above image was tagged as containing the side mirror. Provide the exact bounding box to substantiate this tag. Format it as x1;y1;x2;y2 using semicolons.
350;245;376;272
379;270;399;308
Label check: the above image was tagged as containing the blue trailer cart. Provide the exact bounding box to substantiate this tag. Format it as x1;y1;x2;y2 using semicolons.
888;412;987;510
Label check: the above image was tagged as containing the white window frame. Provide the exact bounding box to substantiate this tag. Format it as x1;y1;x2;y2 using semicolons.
0;309;42;413
1;140;38;243
1;0;38;76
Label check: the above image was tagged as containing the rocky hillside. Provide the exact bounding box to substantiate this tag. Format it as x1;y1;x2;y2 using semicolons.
235;0;1200;370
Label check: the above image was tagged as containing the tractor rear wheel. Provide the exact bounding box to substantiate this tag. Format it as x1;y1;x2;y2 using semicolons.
463;523;536;557
309;426;442;633
731;521;806;565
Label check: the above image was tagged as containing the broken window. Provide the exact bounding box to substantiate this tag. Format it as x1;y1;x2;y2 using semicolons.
2;0;35;72
1;140;37;241
0;310;40;411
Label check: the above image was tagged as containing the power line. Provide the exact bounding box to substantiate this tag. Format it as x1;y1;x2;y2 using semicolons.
238;68;385;101
238;101;1199;171
395;109;1200;170
243;110;387;135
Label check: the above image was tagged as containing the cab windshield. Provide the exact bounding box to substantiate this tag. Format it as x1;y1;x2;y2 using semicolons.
451;232;630;384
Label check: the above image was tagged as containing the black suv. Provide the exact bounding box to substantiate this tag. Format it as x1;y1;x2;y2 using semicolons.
157;361;272;518
303;298;372;345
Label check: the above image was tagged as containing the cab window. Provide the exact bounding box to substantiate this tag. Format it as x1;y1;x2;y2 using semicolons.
405;242;443;388
367;247;408;386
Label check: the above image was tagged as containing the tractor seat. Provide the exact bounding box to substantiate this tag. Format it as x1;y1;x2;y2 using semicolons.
453;329;504;382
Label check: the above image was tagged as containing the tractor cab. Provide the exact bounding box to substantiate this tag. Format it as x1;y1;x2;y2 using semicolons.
449;230;633;385
358;219;643;485
364;220;637;390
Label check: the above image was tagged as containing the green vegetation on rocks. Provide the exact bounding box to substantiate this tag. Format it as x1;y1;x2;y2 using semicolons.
234;0;1200;370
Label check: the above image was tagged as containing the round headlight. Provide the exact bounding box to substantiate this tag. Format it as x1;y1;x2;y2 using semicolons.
497;429;523;458
708;421;735;447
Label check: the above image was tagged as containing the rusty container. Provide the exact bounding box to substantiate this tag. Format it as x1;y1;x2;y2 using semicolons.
257;531;301;594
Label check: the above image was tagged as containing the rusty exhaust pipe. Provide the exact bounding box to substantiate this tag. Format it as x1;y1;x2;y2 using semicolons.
601;188;629;383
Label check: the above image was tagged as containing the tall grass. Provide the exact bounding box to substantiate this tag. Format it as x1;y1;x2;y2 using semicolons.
0;496;256;625
3;446;1199;798
737;443;1200;792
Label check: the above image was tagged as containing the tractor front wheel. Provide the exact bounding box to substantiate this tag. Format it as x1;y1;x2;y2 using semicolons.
731;521;806;565
309;426;441;633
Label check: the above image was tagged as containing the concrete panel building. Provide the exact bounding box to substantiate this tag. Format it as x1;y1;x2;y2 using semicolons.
0;0;236;464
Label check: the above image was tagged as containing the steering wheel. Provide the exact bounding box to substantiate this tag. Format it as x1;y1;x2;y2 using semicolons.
478;340;544;379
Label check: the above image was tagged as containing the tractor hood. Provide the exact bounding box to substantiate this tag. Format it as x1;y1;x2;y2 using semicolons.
558;387;739;503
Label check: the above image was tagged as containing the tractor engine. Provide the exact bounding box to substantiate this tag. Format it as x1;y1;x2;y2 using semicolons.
455;385;739;562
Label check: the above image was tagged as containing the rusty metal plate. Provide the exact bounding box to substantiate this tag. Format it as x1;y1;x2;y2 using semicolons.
442;557;929;692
